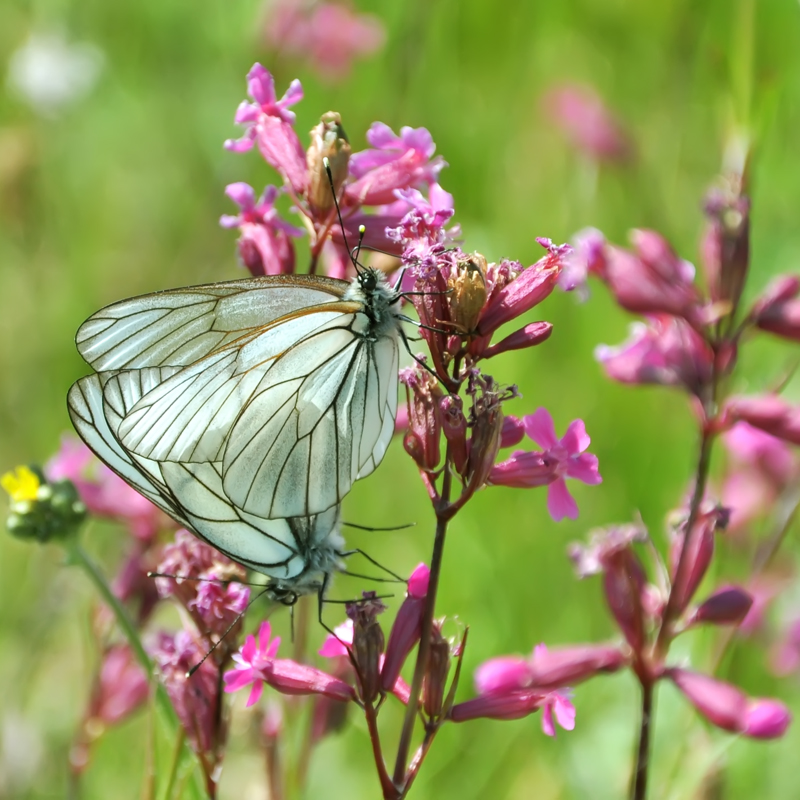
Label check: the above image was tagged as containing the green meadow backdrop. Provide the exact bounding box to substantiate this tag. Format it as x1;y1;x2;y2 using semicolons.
2;0;800;797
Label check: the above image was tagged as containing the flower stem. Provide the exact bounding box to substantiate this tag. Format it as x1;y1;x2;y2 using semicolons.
68;542;200;779
392;455;453;788
364;700;397;799
630;679;654;800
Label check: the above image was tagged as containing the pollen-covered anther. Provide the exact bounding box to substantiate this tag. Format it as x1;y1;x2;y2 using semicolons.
448;252;488;333
307;111;351;214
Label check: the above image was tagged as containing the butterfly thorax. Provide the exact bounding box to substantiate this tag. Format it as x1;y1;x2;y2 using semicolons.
343;268;401;342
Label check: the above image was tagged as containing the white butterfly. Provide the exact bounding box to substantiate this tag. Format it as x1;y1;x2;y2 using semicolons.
67;268;403;594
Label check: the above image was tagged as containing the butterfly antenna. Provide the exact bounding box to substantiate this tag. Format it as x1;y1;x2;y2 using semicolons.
341;570;405;584
323;156;361;275
340;548;407;582
343;521;416;532
186;585;271;678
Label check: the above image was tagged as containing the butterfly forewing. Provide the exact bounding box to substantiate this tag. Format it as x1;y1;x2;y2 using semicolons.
76;275;350;371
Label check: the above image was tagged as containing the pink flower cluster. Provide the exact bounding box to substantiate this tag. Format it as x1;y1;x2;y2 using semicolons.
567;518;790;740
222;65;451;277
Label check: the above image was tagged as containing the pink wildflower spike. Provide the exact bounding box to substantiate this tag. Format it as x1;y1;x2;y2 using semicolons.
346;123;446;206
489;408;601;522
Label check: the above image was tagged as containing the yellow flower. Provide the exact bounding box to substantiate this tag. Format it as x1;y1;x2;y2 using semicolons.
1;466;41;502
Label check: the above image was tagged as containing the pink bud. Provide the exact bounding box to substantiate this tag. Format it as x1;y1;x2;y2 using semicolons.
667;668;746;733
529;645;627;689
381;569;429;692
602;549;648;652
500;415;525;448
268;660;356;702
602;236;700;324
670;508;719;614
476;255;560;336
440;395;468;475
743;699;792;739
449;691;545;722
482;321;553;359
725;395;800;446
753;274;800;342
691;586;753;626
474;657;533;695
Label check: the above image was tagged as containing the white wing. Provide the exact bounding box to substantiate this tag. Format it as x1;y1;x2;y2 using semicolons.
76;275;349;371
68;371;343;580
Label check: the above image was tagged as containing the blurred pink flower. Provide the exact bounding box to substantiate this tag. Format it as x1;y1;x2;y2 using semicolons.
88;644;149;728
264;0;385;82
490;408;602;521
721;422;797;529
543;83;631;162
45;436;170;540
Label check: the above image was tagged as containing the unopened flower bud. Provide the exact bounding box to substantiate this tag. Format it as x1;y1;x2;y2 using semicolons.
382;564;429;691
602;547;648;652
529;644;627;689
702;181;750;313
440;395;468;475
400;366;443;471
449;691;544;722
347;593;386;704
753;274;800;343
724;395;800;446
669;506;722;614
448;253;488;333
422;622;451;718
482;321;553;359
306;112;351;215
743;699;792;739
690;585;753;627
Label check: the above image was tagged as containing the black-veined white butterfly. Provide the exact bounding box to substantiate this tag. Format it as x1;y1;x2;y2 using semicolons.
67;268;403;596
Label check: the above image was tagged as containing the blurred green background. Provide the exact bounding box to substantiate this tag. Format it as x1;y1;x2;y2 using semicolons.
2;0;800;797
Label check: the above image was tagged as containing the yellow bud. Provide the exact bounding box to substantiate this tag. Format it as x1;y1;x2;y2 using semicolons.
306;111;351;215
1;465;41;502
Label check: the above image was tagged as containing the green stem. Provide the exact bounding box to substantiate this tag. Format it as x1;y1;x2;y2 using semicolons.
68;542;200;775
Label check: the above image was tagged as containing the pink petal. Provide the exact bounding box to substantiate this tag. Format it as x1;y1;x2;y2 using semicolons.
281;78;304;108
247;63;275;106
407;563;430;598
224;135;255;153
561;419;590;455
547;478;579;521
566;452;602;485
554;695;576;730
474;657;532;695
257;621;273;652
267;636;281;659
240;634;256;663
225;182;256;210
246;680;264;707
523;408;559;449
541;703;555;736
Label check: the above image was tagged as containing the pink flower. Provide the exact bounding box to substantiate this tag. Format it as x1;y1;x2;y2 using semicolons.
724;395;800;446
264;0;386;82
225;621;355;706
45;436;170;541
225;64;307;193
87;644;149;727
150;631;220;755
489;408;602;521
596;314;713;397
544;83;631;162
721;422;797;529
220;183;303;276
541;690;576;737
558;228;607;293
318;619;354;658
387;183;457;248
346;123;446;206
